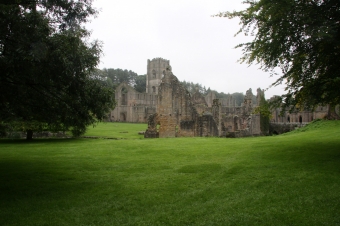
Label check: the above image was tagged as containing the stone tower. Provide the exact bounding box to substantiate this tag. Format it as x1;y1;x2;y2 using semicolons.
146;58;170;94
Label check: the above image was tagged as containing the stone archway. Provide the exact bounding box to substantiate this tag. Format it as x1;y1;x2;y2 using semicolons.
120;112;127;121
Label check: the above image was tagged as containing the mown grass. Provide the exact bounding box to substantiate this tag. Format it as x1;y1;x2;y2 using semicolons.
0;120;339;225
84;122;147;139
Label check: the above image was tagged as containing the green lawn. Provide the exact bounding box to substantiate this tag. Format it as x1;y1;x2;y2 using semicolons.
0;120;340;225
84;122;147;139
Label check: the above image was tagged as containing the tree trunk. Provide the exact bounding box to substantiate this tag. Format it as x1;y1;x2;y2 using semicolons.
327;104;340;120
26;130;33;140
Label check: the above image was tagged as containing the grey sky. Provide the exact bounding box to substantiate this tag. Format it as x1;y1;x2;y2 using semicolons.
86;0;285;98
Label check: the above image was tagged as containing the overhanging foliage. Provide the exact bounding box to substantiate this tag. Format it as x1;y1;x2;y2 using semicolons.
216;0;340;109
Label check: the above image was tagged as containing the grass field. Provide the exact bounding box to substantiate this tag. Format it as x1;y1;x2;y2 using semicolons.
0;120;340;225
84;122;147;139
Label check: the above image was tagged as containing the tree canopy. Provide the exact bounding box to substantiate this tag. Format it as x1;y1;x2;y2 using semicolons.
217;0;340;110
94;68;146;92
0;0;115;139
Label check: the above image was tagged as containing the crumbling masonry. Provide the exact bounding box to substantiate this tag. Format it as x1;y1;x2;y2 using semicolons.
110;58;170;122
144;66;263;138
110;57;330;137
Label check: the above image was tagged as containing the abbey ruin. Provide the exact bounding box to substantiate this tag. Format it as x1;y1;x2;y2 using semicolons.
110;58;330;137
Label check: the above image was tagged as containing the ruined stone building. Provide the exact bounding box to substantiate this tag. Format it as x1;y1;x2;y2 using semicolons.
271;105;328;124
110;58;170;122
110;58;259;124
269;102;330;134
144;66;264;138
111;57;331;137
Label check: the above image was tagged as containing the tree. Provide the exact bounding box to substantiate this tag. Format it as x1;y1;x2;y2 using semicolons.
100;68;139;88
134;74;146;93
231;92;245;106
217;0;340;112
180;80;207;95
0;0;115;139
253;91;271;135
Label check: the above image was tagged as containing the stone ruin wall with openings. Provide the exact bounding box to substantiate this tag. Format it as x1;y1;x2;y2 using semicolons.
144;67;264;138
110;57;331;137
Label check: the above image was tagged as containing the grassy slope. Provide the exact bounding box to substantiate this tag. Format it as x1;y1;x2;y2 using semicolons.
0;121;339;226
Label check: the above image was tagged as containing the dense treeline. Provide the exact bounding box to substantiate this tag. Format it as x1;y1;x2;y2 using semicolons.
95;68;146;93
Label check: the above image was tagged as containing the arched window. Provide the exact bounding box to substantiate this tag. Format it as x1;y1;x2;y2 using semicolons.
152;86;156;93
287;116;290;123
299;115;302;123
121;87;128;105
234;116;239;130
152;70;156;78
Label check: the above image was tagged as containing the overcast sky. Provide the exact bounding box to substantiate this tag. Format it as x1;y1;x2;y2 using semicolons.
86;0;286;98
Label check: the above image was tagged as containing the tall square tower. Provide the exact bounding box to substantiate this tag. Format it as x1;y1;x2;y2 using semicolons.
146;58;170;94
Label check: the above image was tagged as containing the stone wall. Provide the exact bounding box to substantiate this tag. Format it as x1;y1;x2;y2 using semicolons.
269;96;329;124
191;91;208;115
111;83;157;122
113;57;332;137
144;68;262;138
145;67;221;138
112;58;266;132
113;57;317;138
147;67;200;138
268;99;330;134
